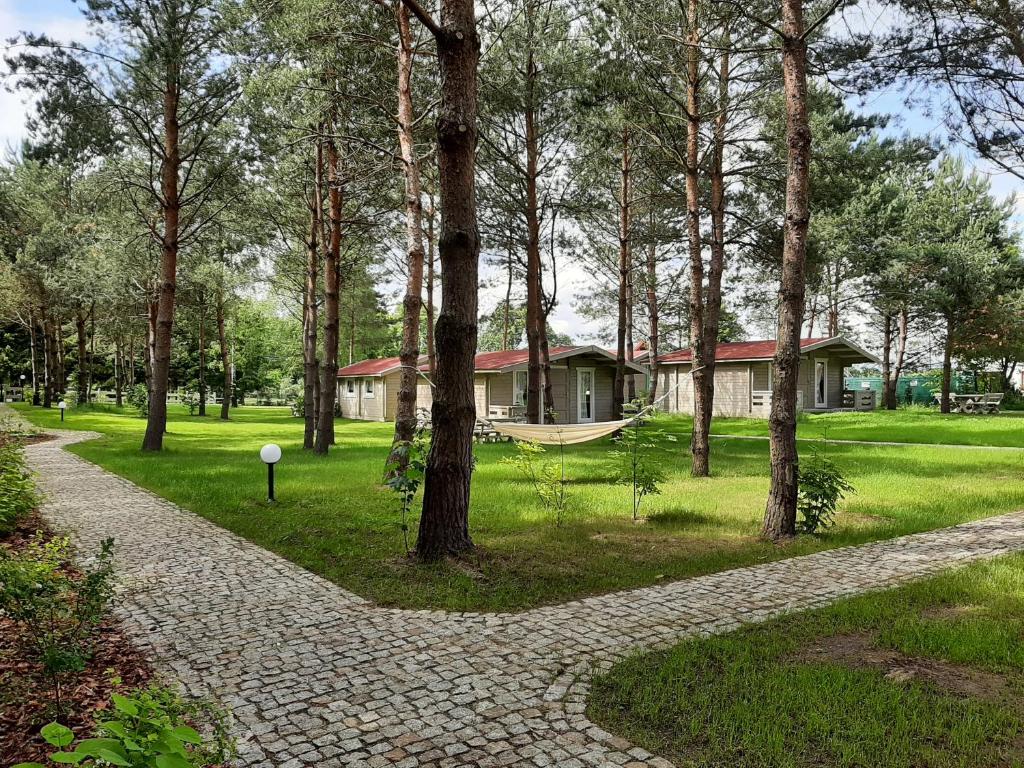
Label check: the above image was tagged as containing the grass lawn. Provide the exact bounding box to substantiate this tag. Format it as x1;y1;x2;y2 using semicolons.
11;402;1024;612
712;407;1024;447
588;553;1024;768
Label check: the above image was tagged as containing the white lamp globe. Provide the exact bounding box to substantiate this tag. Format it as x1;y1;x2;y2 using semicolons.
58;400;67;410
260;443;282;465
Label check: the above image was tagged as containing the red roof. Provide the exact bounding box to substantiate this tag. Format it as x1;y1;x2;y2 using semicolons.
339;345;597;377
472;346;576;371
658;338;829;364
336;357;404;376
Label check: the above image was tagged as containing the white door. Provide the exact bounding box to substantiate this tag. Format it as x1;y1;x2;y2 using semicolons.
577;368;595;423
814;360;827;408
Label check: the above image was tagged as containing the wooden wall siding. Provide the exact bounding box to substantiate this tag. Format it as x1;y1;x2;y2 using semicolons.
654;362;749;417
337;376;386;421
751;362;771;392
803;352;847;409
563;362;618;422
488;372;513;410
417;380;434;413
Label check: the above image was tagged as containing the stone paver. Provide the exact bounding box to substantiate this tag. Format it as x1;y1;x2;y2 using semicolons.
16;417;1024;767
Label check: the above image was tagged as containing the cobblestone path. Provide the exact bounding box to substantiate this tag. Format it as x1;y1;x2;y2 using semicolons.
21;425;1024;767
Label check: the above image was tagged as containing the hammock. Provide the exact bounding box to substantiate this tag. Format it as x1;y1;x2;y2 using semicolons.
487;384;679;446
404;363;678;447
488;418;635;445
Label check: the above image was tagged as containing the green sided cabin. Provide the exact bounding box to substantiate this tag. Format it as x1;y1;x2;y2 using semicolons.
651;336;881;417
336;345;648;423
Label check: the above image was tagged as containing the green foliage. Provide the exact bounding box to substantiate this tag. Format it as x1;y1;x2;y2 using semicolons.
610;402;670;521
0;536;116;713
384;428;429;555
0;438;40;534
13;684;235;768
290;392;304;418
180;389;199;417
502;440;571;527
127;385;149;418
797;454;854;535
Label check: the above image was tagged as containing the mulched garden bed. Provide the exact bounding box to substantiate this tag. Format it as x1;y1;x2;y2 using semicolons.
0;512;154;765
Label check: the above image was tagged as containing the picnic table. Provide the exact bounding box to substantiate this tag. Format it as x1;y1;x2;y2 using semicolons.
936;393;1004;414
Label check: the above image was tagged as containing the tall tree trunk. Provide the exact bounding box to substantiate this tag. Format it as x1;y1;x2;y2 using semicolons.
626;266;636;403
502;235;513;351
304;139;321;450
411;0;480;562
940;315;954;413
76;309;88;404
524;44;543;425
893;306;909;403
86;303;95;403
145;297;158;396
645;228;661;405
696;39;731;466
55;314;65;395
114;338;124;407
425;191;437;376
217;290;231;420
881;311;895;409
762;0;812;540
143;68;181;451
614;127;631;420
685;0;711;477
42;314;53;408
28;310;38;404
388;1;428;475
127;330;136;388
198;296;207;417
315;129;342;454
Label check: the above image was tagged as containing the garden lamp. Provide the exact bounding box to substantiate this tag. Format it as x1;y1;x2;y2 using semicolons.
58;400;67;422
260;443;282;502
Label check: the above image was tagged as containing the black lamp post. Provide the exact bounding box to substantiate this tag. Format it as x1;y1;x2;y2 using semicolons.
58;400;67;422
260;443;282;502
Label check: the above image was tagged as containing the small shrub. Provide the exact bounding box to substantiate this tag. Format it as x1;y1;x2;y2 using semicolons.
13;684;235;768
796;454;854;534
290;392;304;418
127;385;149;418
383;428;429;555
0;537;116;713
63;391;79;409
0;439;40;535
503;440;570;527
610;401;671;522
180;389;200;416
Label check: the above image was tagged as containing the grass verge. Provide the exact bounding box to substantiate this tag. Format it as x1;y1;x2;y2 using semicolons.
588;553;1024;768
12;403;1024;612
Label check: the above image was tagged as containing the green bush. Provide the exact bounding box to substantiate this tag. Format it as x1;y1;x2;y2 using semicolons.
180;389;200;416
797;454;854;535
13;684;235;768
127;384;149;418
0;536;116;713
290;392;304;418
503;440;571;527
610;401;671;522
0;438;40;535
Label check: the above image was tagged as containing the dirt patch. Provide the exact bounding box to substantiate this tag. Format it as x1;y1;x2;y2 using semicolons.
920;604;988;621
794;632;1017;708
1;515;154;765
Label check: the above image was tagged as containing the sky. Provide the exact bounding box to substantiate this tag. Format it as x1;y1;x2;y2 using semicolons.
2;0;1021;347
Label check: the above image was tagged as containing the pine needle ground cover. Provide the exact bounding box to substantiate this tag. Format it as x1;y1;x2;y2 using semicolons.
588;554;1024;768
15;403;1024;612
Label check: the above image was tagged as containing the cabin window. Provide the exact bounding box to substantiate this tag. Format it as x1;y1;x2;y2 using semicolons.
345;379;356;397
364;378;375;398
513;370;528;406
